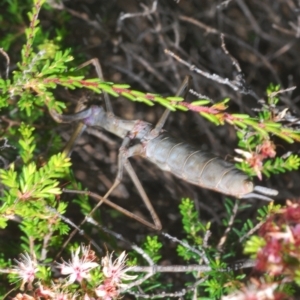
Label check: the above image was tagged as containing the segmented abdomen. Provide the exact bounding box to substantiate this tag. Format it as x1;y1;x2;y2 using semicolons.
145;134;253;198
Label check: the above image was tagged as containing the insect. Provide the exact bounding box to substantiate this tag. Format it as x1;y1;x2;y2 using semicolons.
51;59;278;230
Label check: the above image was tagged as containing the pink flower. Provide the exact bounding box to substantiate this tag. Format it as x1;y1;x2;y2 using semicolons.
95;279;119;300
94;251;137;299
84;294;96;300
57;245;99;286
35;284;55;298
254;201;300;282
284;205;300;222
234;149;263;180
12;293;35;300
259;140;276;159
256;238;284;275
102;251;137;285
291;223;300;244
35;283;78;299
13;252;38;290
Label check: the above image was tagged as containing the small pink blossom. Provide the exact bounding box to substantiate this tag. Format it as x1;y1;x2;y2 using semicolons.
259;140;276;159
284;205;300;222
35;284;55;298
57;245;99;286
94;251;137;300
256;238;284;275
95;279;119;300
12;293;35;300
291;223;300;244
84;294;96;300
36;283;78;300
255;201;300;278
13;252;38;290
234;149;263;180
102;251;137;285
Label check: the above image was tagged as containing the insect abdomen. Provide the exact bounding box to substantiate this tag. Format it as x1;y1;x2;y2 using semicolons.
145;134;253;198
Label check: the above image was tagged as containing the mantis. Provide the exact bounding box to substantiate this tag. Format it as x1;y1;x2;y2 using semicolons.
50;58;278;231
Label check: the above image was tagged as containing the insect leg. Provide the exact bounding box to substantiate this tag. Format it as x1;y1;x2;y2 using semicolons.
76;58;113;114
105;140;162;230
152;75;191;135
67;136;161;230
123;145;162;230
63;189;160;230
52;58;111;156
240;185;278;201
63;123;87;157
61;136;133;247
79;136;132;220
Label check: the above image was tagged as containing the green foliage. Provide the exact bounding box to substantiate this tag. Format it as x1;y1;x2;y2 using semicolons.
1;152;70;201
176;198;210;262
18;123;36;163
244;236;266;257
232;217;254;239
0;0;35;50
72;182;93;216
174;198;300;298
200;264;245;299
266;83;281;105
128;236;164;294
263;155;300;176
235;131;300;178
0;151;71;232
176;198;250;298
179;198;208;244
142;236;162;264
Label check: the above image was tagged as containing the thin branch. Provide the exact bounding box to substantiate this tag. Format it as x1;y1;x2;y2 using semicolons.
165;49;257;98
0;48;10;79
162;231;210;265
239;220;265;243
178;15;281;84
117;0;158;32
217;199;239;254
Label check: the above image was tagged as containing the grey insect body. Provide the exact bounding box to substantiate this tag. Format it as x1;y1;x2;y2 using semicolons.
145;134;253;198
